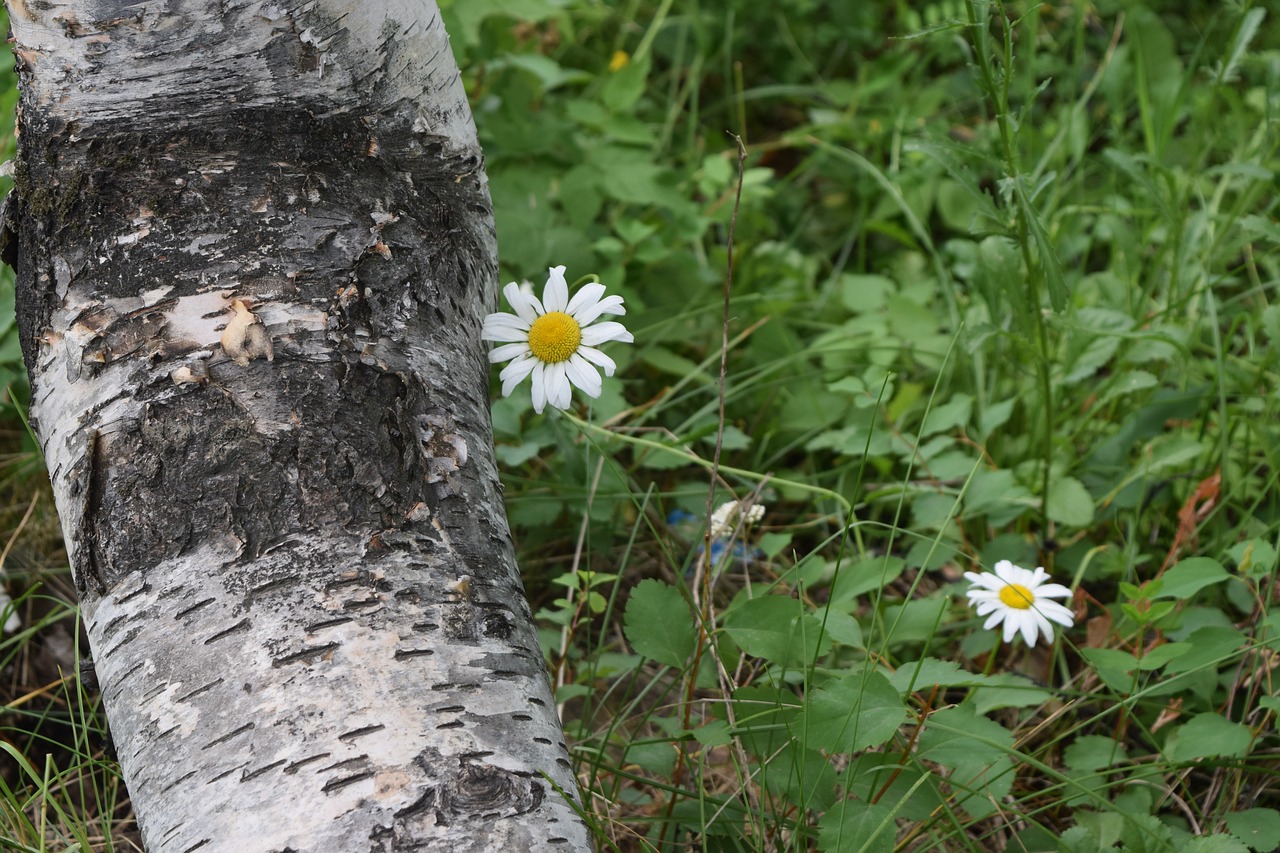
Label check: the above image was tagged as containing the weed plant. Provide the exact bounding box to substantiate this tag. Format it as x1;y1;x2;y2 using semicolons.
2;1;1280;851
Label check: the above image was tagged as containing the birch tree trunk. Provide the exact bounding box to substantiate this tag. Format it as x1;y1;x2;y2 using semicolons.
4;2;589;849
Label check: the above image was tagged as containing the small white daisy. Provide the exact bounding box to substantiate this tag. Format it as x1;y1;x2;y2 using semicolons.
964;560;1075;647
481;265;633;414
708;500;766;539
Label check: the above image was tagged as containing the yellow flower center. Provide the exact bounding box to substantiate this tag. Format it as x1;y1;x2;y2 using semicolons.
527;311;582;363
999;584;1035;610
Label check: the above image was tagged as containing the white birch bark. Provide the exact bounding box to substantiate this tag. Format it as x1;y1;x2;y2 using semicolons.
4;1;590;849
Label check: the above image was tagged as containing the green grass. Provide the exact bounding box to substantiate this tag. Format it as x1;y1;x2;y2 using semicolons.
5;0;1280;850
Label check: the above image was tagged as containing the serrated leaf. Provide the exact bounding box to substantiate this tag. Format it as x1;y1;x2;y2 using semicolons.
1165;713;1253;762
795;671;906;755
1183;835;1252;853
1064;735;1129;772
623;579;695;667
916;703;1015;818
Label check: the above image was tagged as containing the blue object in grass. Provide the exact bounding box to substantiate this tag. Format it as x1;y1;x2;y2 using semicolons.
666;509;763;575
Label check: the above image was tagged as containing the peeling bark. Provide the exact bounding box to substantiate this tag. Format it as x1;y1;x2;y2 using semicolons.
5;1;589;849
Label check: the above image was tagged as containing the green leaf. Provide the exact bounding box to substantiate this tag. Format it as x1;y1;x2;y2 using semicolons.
916;703;1015;818
795;671;906;755
623;580;696;667
817;799;897;853
1225;808;1280;853
1014;177;1067;311
1136;642;1191;670
690;720;733;748
1046;476;1095;526
888;658;990;694
1079;647;1138;692
601;53;651;113
1165;713;1253;762
968;673;1054;714
1183;836;1251;853
724;595;831;667
1058;825;1105;853
1064;735;1129;772
830;557;907;602
818;609;864;649
1154;557;1230;599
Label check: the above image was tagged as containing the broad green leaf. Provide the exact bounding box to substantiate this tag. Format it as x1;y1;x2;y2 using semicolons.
1046;476;1095;526
601;54;651;113
969;673;1054;714
1163;626;1245;673
730;685;800;757
818;609;864;649
840;273;895;314
1165;713;1253;762
690;720;732;748
795;671;906;755
916;703;1014;818
1119;813;1175;853
1136;642;1191;670
1080;647;1138;692
1064;735;1128;772
1225;808;1280;852
1154;557;1230;599
724;595;831;667
1183;836;1251;853
1058;825;1106;853
919;393;972;436
1228;538;1278;578
888;658;990;694
830;557;907;602
623;580;695;667
759;744;838;813
817;799;896;853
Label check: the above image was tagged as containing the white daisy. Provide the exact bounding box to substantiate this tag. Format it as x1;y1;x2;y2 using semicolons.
964;560;1075;647
481;265;633;414
708;500;766;539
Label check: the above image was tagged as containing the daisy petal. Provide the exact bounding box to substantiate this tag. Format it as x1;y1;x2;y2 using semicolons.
565;354;602;398
503;281;542;323
566;283;606;318
488;342;531;364
1034;583;1073;600
581;321;634;346
542;266;569;313
573;294;627;326
530;362;548;413
481;313;532;342
576;345;617;377
546;362;572;410
500;356;537;397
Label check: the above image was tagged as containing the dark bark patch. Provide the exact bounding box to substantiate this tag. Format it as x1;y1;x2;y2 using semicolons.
174;597;216;619
322;771;374;794
392;648;434;660
201;722;254;750
202;618;251;645
283;753;330;775
337;725;385;742
272;642;340;667
241;759;287;781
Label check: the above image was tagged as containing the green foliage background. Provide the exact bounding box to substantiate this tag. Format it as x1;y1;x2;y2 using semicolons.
3;1;1280;851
